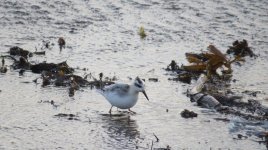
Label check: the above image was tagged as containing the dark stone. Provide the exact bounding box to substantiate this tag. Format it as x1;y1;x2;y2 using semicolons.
0;66;7;73
181;109;198;118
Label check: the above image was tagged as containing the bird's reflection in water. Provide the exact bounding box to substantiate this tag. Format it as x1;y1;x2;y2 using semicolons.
100;112;140;149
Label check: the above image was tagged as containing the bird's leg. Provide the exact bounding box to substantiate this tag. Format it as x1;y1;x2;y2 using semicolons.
109;106;113;114
128;108;136;114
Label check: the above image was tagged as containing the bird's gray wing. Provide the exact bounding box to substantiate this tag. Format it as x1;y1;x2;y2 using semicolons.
104;83;130;96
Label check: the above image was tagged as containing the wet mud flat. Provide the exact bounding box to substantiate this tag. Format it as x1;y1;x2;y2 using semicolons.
0;44;171;149
1;0;268;149
1;40;267;149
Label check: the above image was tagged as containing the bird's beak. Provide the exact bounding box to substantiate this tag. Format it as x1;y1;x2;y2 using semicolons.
142;90;149;101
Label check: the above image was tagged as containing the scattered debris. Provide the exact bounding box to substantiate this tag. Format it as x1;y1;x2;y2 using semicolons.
227;39;255;57
58;37;66;50
180;109;198;118
188;74;268;120
213;117;230;122
190;92;221;109
153;145;171;150
166;40;268;145
0;57;7;73
31;61;74;74
153;133;159;142
69;87;75;97
182;45;237;78
148;78;158;82
177;73;192;84
139;26;147;39
2;44;116;97
54;113;79;120
54;113;76;117
33;51;46;55
242;90;261;97
69;77;79;97
167;60;179;71
2;57;4;66
190;74;208;94
236;134;248;140
258;132;268;148
41;40;51;49
38;100;59;107
167;43;247;82
19;69;25;76
11;56;31;70
40;70;114;89
9;46;33;58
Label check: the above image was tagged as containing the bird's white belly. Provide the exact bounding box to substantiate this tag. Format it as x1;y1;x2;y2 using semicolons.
105;93;138;109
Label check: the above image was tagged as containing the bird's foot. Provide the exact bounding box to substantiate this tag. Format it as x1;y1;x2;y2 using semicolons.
109;106;113;116
128;109;136;115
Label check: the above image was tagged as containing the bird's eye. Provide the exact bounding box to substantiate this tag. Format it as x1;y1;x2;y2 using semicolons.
134;83;142;88
136;77;142;84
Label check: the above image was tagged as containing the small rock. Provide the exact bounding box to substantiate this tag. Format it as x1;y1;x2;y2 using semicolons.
234;134;248;140
148;78;158;82
181;109;198;118
0;66;7;73
45;42;49;48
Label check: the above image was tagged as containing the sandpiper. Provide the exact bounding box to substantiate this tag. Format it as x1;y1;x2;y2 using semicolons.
99;77;149;114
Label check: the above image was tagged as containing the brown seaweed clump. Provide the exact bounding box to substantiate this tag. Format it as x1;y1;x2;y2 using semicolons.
9;46;33;58
31;61;74;74
182;45;241;78
227;39;256;57
2;43;116;98
9;46;45;59
167;41;250;83
12;57;31;70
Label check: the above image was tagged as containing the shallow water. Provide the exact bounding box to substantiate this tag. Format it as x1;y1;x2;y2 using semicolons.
0;0;268;149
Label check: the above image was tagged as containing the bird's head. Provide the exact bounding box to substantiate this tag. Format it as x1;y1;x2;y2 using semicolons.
133;77;149;101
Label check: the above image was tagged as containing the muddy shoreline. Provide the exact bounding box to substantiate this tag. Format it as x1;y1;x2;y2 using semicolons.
1;0;268;149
